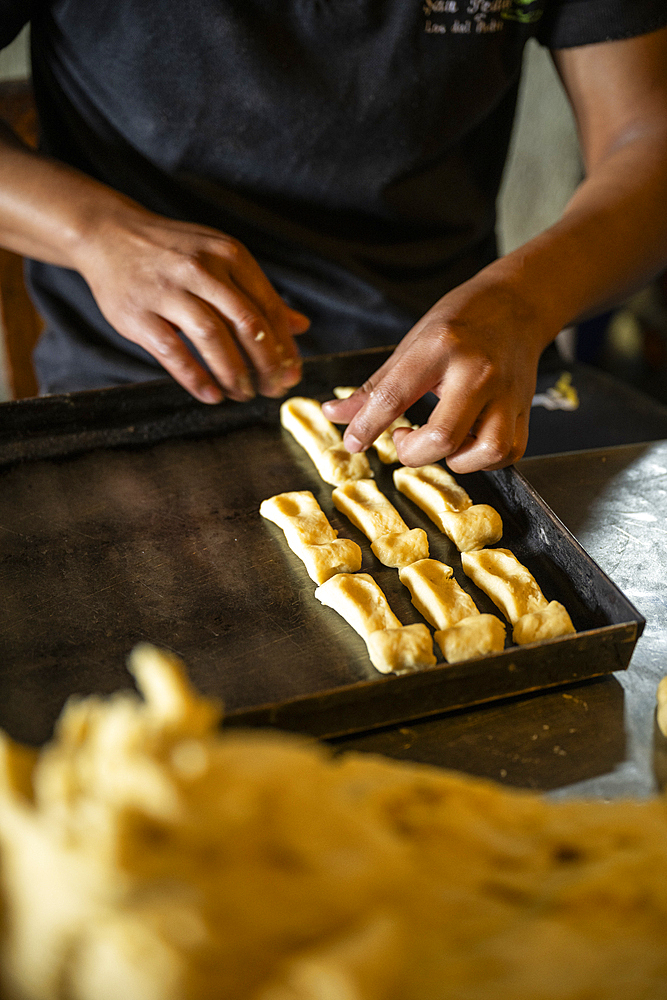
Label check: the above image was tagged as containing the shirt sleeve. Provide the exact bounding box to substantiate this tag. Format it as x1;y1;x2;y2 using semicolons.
0;0;40;50
537;0;667;49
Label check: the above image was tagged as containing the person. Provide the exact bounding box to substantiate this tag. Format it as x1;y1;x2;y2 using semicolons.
0;1;666;475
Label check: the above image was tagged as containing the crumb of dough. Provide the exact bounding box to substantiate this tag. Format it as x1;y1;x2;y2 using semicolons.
657;675;667;737
434;613;506;663
1;644;667;1000
513;600;576;645
332;480;429;568
314;572;436;673
280;397;372;485
332;387;415;464
394;466;502;551
399;558;478;631
260;490;362;584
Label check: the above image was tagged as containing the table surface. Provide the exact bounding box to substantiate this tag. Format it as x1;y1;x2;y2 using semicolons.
332;440;667;800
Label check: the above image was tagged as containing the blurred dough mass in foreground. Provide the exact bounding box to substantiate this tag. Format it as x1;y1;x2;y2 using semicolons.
0;645;666;1000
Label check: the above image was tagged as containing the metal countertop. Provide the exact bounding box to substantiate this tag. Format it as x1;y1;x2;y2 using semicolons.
332;440;667;800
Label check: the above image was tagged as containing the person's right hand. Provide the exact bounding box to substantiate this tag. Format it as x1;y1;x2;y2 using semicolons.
76;204;310;403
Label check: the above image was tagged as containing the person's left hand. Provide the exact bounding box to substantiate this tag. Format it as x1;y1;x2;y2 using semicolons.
321;267;558;474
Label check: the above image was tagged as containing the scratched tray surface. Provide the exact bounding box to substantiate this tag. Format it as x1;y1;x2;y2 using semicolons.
0;351;644;745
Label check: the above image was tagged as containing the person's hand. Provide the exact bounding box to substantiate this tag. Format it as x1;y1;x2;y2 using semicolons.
76;205;310;403
322;269;557;474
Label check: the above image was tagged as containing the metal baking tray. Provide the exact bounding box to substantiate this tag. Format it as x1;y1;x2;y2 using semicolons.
0;348;644;745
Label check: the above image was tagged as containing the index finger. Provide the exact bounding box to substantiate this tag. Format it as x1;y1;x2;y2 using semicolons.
334;360;435;455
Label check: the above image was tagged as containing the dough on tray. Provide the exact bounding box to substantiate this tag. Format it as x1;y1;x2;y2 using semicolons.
260;490;362;584
512;600;576;645
280;396;373;485
398;558;477;630
333;386;415;464
315;572;436;673
435;614;507;664
399;558;505;663
461;548;575;644
332;479;429;568
393;464;503;552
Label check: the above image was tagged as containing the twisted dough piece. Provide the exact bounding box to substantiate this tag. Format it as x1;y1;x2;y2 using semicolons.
393;465;502;552
260;491;362;584
332;479;429;569
281;397;373;485
315;572;436;673
461;548;575;645
399;558;505;663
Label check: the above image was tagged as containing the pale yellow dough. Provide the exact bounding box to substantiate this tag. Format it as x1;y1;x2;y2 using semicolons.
393;465;503;551
399;558;505;663
435;614;506;663
332;479;429;568
260;491;362;584
2;645;667;1000
461;547;548;622
398;558;478;630
333;386;415;464
461;548;575;644
314;572;436;673
280;397;373;485
512;600;576;645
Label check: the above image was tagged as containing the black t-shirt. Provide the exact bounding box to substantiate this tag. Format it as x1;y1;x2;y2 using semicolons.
0;0;666;393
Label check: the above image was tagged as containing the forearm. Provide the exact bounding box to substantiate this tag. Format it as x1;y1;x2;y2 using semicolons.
485;132;667;351
0;120;149;269
325;79;667;474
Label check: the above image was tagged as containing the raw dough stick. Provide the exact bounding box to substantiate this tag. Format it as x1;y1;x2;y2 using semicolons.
399;558;505;663
398;558;479;630
434;615;507;664
333;386;415;464
332;479;429;568
315;572;436;673
393;465;503;552
260;491;362;585
281;397;373;485
461;548;575;644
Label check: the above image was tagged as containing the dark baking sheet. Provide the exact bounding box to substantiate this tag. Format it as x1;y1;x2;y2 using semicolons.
0;349;644;744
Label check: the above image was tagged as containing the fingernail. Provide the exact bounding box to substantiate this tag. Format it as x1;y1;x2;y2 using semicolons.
345;433;364;453
286;364;302;382
254;330;266;342
263;362;300;395
288;309;310;330
237;374;256;399
266;371;288;395
200;385;223;404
